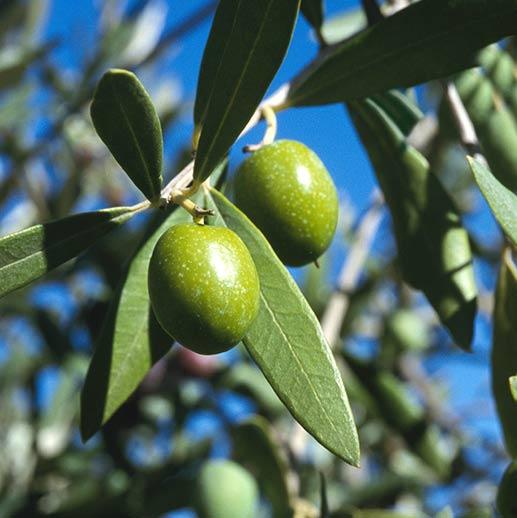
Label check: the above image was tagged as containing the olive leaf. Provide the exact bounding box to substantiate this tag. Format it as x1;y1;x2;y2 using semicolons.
91;69;163;202
491;249;517;459
467;157;517;247
349;98;477;350
0;206;137;300
232;416;292;518
193;0;240;133
80;205;194;440
192;0;300;185
371;90;423;137
285;0;517;107
206;188;360;466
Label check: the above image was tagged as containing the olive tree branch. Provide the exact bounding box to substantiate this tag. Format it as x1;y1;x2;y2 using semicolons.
321;189;385;349
441;81;486;163
159;86;289;204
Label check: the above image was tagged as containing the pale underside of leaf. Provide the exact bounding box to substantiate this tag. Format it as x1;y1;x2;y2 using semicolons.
0;207;135;299
468;156;517;247
206;187;360;466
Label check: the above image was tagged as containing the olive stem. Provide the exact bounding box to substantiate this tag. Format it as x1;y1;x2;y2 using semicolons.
442;81;486;164
320;189;385;350
158;86;289;205
130;199;153;213
242;105;278;153
168;187;214;224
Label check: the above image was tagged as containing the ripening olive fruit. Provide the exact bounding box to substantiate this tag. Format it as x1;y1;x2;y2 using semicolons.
234;140;339;267
194;460;258;518
497;462;517;518
148;224;260;355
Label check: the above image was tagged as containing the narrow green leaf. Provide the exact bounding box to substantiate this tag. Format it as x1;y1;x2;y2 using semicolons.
80;206;193;440
467;157;517;247
193;0;300;185
193;0;240;131
91;69;163;201
286;0;517;106
349;99;477;350
232;416;292;518
511;375;517;403
491;249;517;459
0;207;136;299
301;0;324;32
206;188;360;466
371;90;423;137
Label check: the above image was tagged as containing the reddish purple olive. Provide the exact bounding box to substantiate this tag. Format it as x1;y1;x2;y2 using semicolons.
148;223;260;355
234;140;339;266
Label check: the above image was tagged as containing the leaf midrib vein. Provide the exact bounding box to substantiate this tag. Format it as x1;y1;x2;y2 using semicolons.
258;287;343;444
196;0;276;180
295;4;517;103
108;76;155;197
0;211;131;285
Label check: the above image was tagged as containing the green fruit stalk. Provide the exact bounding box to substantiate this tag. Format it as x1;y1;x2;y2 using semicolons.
148;223;260;355
234;140;339;267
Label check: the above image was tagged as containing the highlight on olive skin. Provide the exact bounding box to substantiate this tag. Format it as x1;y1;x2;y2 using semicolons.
148;223;260;355
234;140;339;267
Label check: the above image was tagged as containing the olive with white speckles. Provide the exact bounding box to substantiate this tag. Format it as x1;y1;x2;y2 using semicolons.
148;223;260;355
234;140;339;266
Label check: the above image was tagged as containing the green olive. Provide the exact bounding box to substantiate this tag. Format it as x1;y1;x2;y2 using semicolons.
148;223;260;355
234;140;339;267
497;462;517;517
194;460;258;518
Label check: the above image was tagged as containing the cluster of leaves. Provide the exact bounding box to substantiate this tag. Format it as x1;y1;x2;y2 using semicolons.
0;0;516;516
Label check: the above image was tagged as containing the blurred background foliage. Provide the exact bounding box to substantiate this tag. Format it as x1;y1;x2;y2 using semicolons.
0;0;513;516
